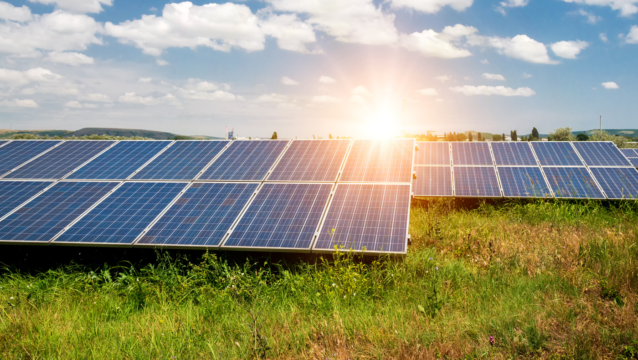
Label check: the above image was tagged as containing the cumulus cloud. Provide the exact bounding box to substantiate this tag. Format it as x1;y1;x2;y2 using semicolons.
119;92;180;105
259;13;318;53
496;0;529;15
138;78;153;83
450;85;535;96
389;0;473;13
600;33;608;42
77;93;112;102
156;59;169;66
28;0;113;14
601;81;619;89
561;0;638;17
418;88;439;96
627;26;638;44
550;40;589;59
0;2;33;22
482;73;506;81
281;76;299;85
311;95;342;103
480;59;489;64
571;9;602;24
0;98;39;107
435;75;450;82
351;86;370;96
46;51;94;65
400;24;475;58
0;67;62;87
319;76;336;84
523;72;532;78
255;93;288;102
468;34;558;64
64;100;83;108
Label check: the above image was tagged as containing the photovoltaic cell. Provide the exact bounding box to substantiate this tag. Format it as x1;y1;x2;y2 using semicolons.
414;142;450;165
224;183;332;249
67;141;171;179
340;139;414;183
491;142;537;166
0;181;53;218
413;167;453;196
55;182;187;245
620;149;638;158
0;182;117;242
7;141;115;179
453;167;501;197
268;140;350;181
531;142;583;166
630;158;638;167
0;141;61;176
543;167;604;199
498;167;551;198
133;141;229;180
200;140;288;181
590;168;638;199
572;141;632;166
314;184;410;253
451;143;493;165
137;183;258;247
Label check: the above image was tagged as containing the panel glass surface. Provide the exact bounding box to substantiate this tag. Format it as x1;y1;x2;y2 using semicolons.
543;167;604;198
620;149;638;157
7;141;114;179
498;167;551;198
0;181;53;218
531;142;583;166
314;184;410;253
138;183;258;247
224;183;332;249
590;168;638;199
491;142;537;165
414;142;450;165
413;167;452;196
0;141;61;176
268;140;350;181
572;141;631;166
453;167;501;197
200;140;288;181
339;139;414;182
56;182;187;244
67;141;171;179
0;182;117;242
451;143;493;165
630;158;638;167
133;141;229;180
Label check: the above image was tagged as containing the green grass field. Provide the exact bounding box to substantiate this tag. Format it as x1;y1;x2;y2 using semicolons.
1;199;637;359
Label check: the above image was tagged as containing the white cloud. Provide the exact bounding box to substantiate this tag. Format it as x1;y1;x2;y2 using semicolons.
450;85;535;96
435;75;450;82
64;100;83;108
550;40;589;59
28;0;113;14
389;0;473;13
156;59;169;66
627;26;638;44
46;51;94;65
418;88;439;96
0;67;63;87
496;0;529;15
480;59;489;64
311;95;342;103
468;34;558;64
255;93;288;103
138;77;153;83
0;2;33;22
351;86;370;96
599;33;608;42
281;76;299;85
523;72;532;78
400;24;475;58
482;73;506;81
77;93;112;102
1;98;39;107
260;13;317;53
601;81;619;89
561;0;638;17
183;79;228;91
118;92;180;105
319;76;336;84
571;9;602;24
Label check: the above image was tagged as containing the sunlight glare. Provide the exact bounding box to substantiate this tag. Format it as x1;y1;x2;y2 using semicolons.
366;104;400;139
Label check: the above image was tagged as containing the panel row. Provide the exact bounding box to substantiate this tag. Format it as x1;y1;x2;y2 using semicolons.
621;148;638;168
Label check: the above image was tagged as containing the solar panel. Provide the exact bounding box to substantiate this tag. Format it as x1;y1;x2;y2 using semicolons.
132;141;229;180
497;167;551;198
531;142;583;166
67;141;171;180
630;158;638;167
413;167;453;196
0;181;53;218
339;139;414;183
268;140;350;181
0;140;61;177
137;182;258;247
572;141;632;167
589;168;638;199
620;149;638;158
55;182;187;245
0;182;117;242
491;142;537;166
199;140;288;181
223;183;332;250
313;184;410;254
6;141;115;179
414;142;450;165
451;143;493;165
543;167;605;199
453;167;501;197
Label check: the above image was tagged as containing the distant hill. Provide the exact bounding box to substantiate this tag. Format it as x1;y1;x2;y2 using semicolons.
0;129;73;138
0;127;224;140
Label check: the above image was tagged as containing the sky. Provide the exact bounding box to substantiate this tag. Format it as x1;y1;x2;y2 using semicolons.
0;0;636;138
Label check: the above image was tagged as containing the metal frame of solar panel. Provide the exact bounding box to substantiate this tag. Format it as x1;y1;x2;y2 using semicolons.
338;138;415;183
448;142;503;198
265;139;351;182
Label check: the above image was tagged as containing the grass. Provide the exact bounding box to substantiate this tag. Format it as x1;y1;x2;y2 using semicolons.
1;199;638;359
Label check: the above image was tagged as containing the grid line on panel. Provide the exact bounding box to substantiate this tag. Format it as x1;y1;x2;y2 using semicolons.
0;181;55;219
268;140;350;182
572;141;633;167
543;167;605;199
488;143;505;197
451;143;493;166
498;167;552;198
491;142;537;166
0;140;63;177
200;140;289;181
589;167;638;199
453;167;501;197
412;166;453;196
531;142;583;166
414;142;450;165
339;139;414;183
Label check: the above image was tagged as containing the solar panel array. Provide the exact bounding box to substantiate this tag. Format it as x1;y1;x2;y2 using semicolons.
621;148;638;168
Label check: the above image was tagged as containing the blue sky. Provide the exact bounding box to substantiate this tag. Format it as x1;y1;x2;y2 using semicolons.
0;0;636;138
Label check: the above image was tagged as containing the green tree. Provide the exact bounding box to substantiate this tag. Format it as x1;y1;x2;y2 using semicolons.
468;132;473;141
329;134;333;139
548;127;576;141
588;130;629;147
477;132;482;141
493;134;502;141
576;133;589;141
531;127;539;140
271;132;278;140
511;130;518;142
173;135;191;140
502;133;506;141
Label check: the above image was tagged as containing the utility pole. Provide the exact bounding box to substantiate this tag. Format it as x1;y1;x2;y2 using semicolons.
600;115;602;141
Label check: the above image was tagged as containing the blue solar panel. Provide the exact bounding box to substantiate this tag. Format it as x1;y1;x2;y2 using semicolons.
453;167;501;197
572;141;632;166
314;184;410;253
531;142;583;166
630;158;638;167
590;168;638;199
451;143;493;165
0;181;53;218
543;167;604;199
223;183;332;250
199;140;288;181
413;167;452;196
340;139;414;182
55;182;187;245
0;141;61;177
497;167;551;198
67;141;171;179
268;140;350;181
620;149;638;158
0;182;117;242
491;142;537;166
6;141;115;179
133;141;229;180
137;182;258;247
414;142;450;165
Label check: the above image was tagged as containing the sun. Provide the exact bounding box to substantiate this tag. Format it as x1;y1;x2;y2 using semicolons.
366;104;401;139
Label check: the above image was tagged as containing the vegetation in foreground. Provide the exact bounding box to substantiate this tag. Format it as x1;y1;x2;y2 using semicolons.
1;199;637;359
